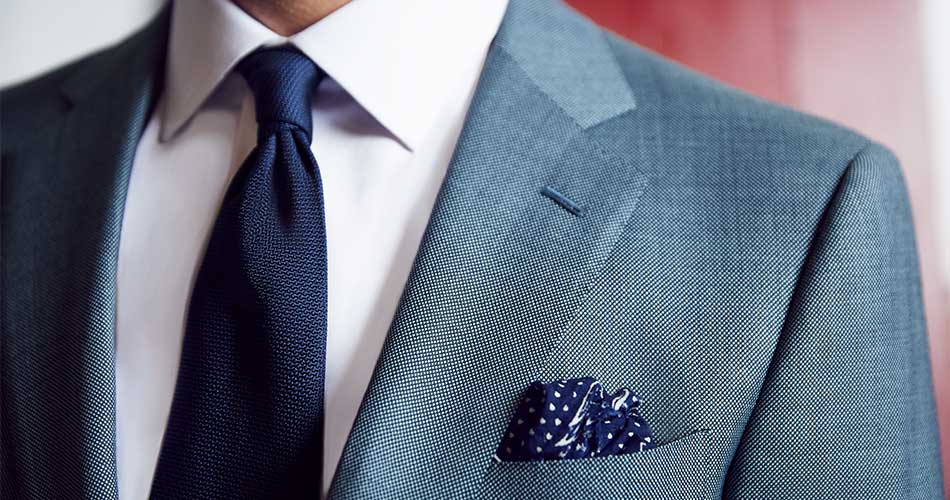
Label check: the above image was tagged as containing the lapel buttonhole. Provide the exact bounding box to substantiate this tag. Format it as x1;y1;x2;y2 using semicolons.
540;185;584;217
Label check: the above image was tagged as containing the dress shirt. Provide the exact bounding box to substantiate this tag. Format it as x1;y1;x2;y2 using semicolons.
114;0;508;498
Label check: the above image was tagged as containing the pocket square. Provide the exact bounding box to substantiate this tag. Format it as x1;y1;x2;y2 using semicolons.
495;377;655;461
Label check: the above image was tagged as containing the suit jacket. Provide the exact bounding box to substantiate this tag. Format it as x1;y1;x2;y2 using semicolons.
1;0;944;498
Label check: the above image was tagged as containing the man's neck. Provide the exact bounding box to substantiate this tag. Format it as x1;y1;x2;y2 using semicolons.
232;0;351;36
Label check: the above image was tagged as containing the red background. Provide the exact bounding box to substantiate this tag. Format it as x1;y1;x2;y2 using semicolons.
568;0;949;490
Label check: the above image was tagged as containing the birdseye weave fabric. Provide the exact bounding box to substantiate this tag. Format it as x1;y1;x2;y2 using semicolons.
149;46;329;499
495;377;656;461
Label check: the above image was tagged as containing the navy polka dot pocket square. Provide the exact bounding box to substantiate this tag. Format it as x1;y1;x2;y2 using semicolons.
495;377;655;462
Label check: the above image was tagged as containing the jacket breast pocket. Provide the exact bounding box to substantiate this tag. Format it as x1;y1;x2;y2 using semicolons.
475;430;717;500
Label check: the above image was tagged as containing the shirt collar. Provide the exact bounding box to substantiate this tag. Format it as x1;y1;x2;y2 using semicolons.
161;0;509;149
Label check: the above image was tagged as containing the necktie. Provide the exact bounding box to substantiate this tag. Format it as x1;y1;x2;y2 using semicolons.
150;47;329;499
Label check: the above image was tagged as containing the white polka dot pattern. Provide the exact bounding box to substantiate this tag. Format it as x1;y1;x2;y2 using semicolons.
495;377;654;461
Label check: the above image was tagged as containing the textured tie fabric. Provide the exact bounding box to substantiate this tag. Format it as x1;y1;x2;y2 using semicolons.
150;47;328;499
495;377;656;461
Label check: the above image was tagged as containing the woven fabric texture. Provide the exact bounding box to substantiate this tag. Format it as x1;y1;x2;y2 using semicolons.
1;0;944;499
149;47;329;499
0;16;169;499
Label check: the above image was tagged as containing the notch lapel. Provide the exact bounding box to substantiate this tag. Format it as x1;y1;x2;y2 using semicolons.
328;1;645;498
0;11;168;498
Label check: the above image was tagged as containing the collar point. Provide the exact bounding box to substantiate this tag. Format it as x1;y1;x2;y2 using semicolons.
157;117;181;143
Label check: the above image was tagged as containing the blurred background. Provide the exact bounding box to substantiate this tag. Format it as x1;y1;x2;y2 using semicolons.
2;0;947;490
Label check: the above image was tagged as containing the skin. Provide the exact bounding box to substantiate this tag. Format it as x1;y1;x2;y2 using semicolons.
232;0;352;36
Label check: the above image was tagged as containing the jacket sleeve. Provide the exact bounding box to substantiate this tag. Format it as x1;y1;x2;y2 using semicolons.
724;143;945;499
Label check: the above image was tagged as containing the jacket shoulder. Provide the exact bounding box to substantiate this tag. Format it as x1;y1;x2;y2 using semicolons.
1;59;79;141
1;9;168;151
1;47;122;151
602;31;879;178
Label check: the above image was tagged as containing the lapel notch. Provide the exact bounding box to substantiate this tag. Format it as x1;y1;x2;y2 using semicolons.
329;1;647;498
1;9;168;498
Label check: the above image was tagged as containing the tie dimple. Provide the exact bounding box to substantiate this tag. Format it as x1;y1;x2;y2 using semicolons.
152;45;330;499
236;46;324;140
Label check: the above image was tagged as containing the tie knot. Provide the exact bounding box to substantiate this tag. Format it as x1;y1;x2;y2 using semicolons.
236;46;324;138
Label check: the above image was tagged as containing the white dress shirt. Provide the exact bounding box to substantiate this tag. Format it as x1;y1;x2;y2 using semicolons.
114;0;508;498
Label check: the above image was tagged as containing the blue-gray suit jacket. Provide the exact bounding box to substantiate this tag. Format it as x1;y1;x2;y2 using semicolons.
1;1;944;498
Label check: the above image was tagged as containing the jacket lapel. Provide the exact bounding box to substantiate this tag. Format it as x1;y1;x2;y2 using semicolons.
0;11;168;498
328;1;645;498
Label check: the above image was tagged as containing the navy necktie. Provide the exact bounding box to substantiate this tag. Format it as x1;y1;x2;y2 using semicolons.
150;47;329;499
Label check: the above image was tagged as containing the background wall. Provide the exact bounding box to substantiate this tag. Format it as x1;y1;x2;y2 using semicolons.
2;0;947;491
0;0;165;87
